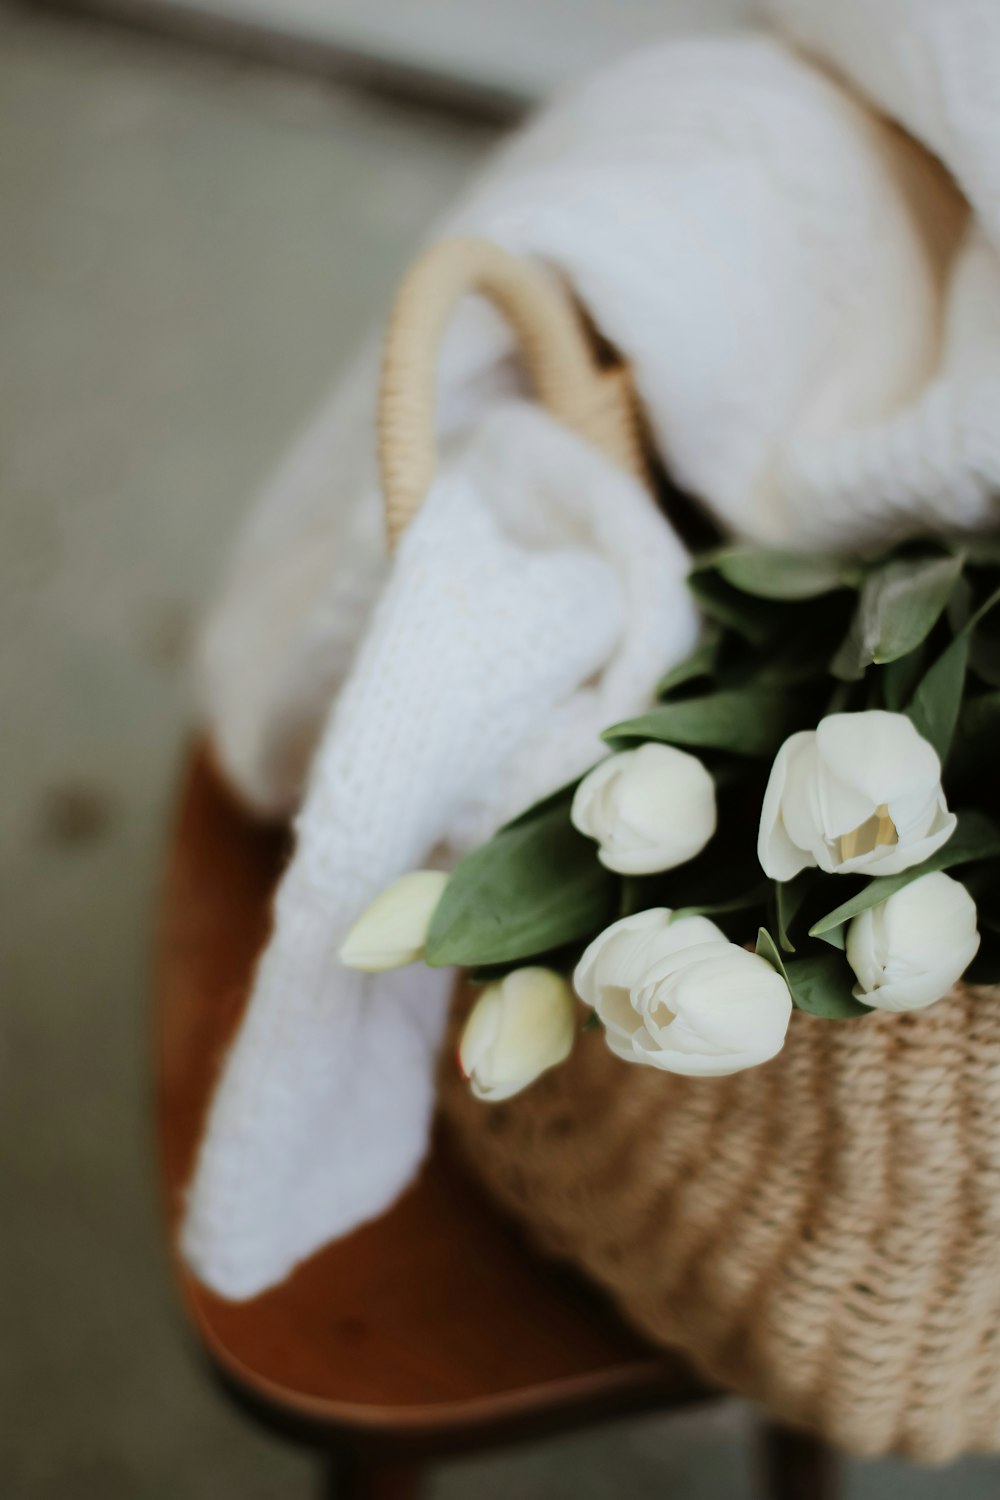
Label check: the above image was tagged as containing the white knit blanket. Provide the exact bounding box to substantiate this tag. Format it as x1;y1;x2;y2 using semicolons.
182;0;1000;1299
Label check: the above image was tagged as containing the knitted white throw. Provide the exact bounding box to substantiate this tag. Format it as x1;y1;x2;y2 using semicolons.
183;0;1000;1299
183;408;696;1297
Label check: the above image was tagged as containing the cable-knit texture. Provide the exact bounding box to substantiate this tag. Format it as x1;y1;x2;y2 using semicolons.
440;981;1000;1462
181;404;696;1298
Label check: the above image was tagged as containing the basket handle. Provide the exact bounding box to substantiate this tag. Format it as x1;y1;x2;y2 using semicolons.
378;236;645;551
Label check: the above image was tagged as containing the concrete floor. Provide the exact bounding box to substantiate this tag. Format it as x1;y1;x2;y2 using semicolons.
3;6;1000;1495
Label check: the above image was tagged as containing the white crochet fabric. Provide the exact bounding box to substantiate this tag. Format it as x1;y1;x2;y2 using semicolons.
185;1;1000;1298
182;406;696;1297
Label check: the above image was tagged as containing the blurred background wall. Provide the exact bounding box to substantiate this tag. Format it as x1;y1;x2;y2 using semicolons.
45;0;749;107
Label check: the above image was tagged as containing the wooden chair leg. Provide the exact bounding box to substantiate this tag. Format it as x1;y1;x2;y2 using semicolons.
759;1420;838;1500
324;1450;424;1500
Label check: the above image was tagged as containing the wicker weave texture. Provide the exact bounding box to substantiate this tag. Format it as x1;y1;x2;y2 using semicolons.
440;981;1000;1462
382;237;1000;1462
379;236;646;546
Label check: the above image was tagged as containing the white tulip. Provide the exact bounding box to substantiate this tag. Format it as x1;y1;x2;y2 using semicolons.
458;968;576;1102
570;743;716;875
758;710;956;881
846;872;980;1013
574;909;792;1077
338;870;448;971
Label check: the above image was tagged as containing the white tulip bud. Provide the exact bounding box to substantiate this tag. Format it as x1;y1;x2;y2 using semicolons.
846;871;980;1013
570;743;716;875
339;870;448;972
758;710;956;881
458;968;576;1102
574;909;792;1077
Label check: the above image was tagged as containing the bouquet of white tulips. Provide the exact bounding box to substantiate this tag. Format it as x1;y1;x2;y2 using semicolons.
343;538;1000;1100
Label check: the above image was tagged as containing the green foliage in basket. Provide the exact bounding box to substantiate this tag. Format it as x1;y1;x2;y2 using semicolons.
342;537;1000;1098
431;541;1000;974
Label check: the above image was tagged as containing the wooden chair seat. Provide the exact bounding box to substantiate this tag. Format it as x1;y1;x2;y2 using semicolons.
155;751;834;1495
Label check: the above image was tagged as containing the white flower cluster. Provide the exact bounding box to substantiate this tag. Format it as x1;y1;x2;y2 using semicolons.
570;742;716;874
341;710;978;1100
757;709;977;1011
757;711;956;880
574;909;791;1076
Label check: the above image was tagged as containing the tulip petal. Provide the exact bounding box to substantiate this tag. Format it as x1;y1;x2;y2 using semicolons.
667;950;790;1054
570;756;620;843
573;744;716;875
579;911;792;1079
462;968;575;1100
815;711;942;807
847;872;980;1012
613;743;716;844
458;985;503;1083
339;870;449;970
758;731;818;880
844;906;882;996
857;947;977;1011
574;908;672;1006
813;761;876;845
490;968;575;1087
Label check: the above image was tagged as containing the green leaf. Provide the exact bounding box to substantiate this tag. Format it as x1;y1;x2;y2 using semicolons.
816;921;846;951
425;807;616;967
881;646;927;713
603;688;798;757
905;629;970;762
687;573;784;646
960;536;1000;569
784;951;872;1019
699;547;857;601
906;582;1000;761
756;929;869;1018
755;927;788;978
828;619;867;683
947;572;975;634
656;635;719;698
808;811;1000;939
774;874;812;953
831;552;963;679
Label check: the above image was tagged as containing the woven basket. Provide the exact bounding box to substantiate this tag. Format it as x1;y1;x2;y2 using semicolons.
379;236;1000;1464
